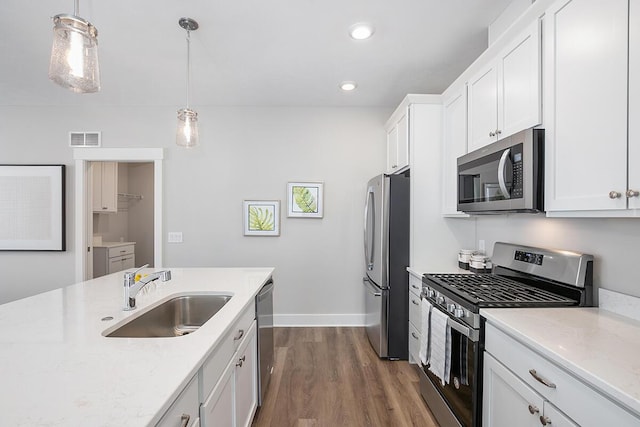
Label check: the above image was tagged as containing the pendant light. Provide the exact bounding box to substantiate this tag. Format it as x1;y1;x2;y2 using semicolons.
48;0;100;93
176;18;200;148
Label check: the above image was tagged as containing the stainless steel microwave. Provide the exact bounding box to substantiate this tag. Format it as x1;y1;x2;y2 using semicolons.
457;129;544;213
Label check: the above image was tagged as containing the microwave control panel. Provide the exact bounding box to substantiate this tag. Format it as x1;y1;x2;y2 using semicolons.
511;144;524;199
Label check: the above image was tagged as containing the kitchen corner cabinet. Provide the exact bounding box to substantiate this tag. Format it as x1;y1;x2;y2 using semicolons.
544;0;636;215
441;86;469;216
200;305;257;427
467;20;541;152
484;323;640;426
91;161;118;213
407;272;422;365
386;110;409;174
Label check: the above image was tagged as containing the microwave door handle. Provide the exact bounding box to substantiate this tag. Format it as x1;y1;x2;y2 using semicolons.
498;148;511;199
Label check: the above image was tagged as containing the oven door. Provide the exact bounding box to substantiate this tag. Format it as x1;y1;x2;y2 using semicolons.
421;310;481;427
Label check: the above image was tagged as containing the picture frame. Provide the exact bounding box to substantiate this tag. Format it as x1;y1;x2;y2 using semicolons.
287;182;324;218
0;165;66;251
243;200;280;236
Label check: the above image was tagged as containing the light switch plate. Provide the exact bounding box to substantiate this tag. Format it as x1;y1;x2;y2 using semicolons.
168;232;183;243
478;239;485;253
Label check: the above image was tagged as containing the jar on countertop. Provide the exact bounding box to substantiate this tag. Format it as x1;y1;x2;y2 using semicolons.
458;249;477;270
469;253;492;273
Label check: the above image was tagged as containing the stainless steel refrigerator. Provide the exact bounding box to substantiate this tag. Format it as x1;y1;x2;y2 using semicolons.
362;172;410;359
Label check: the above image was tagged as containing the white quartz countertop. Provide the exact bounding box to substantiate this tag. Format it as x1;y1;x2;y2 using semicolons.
94;241;136;248
481;307;640;417
0;267;274;426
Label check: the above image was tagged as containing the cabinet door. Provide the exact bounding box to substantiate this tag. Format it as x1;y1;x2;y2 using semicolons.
629;0;640;209
101;162;118;212
468;64;498;151
442;87;468;215
483;353;543;427
200;359;234;427
542;402;579;427
235;323;257;427
544;0;628;212
499;20;541;139
91;162;103;212
386;125;399;173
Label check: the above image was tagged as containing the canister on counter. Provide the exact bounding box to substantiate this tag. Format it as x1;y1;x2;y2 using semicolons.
458;249;476;270
469;254;492;273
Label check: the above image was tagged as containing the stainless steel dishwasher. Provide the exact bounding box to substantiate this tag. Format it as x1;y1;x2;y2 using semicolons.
255;279;274;406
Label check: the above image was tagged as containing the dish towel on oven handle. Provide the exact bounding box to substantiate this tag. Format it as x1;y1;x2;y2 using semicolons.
419;298;432;365
428;307;452;386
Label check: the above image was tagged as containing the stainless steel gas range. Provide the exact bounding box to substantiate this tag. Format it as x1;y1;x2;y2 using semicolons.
418;242;594;427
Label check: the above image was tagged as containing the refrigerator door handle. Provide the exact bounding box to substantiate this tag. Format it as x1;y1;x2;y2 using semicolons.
363;277;382;296
364;189;375;271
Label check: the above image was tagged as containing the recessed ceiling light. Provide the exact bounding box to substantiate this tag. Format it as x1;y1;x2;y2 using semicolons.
340;81;358;91
349;23;375;40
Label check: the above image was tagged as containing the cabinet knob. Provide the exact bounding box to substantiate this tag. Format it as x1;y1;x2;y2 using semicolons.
496;129;502;135
411;332;419;340
234;329;245;341
236;355;246;367
540;415;552;425
489;131;496;137
412;299;420;306
180;414;191;427
609;191;622;199
392;164;398;168
528;404;540;414
626;189;639;198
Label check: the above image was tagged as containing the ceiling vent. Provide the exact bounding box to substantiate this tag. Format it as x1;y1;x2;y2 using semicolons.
69;131;101;148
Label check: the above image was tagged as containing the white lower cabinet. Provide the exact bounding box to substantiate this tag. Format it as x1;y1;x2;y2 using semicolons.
156;375;200;427
199;307;258;427
484;353;577;427
484;323;640;427
407;272;422;365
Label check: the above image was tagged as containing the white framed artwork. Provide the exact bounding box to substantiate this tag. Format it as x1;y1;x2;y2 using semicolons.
287;182;324;218
243;200;280;236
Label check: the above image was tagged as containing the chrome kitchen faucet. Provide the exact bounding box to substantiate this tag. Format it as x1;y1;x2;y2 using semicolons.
123;264;171;310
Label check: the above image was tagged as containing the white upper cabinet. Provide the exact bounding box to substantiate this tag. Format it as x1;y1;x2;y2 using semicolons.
629;0;640;210
441;86;468;216
386;111;409;174
91;161;118;213
467;20;541;152
544;0;629;213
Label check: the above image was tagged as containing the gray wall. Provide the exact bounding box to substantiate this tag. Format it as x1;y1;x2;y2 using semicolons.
0;105;389;325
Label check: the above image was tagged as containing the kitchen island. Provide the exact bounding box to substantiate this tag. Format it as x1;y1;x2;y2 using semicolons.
0;267;274;426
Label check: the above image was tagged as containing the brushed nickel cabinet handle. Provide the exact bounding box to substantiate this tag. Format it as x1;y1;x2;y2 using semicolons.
489;131;496;137
496;129;502;135
529;369;556;389
528;404;539;414
411;332;419;340
180;414;190;427
540;415;552;425
234;329;245;341
412;299;420;306
236;355;246;367
627;189;639;198
411;284;419;290
609;191;622;199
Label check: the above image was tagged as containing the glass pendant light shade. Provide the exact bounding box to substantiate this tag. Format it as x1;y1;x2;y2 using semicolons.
48;14;100;93
176;108;199;147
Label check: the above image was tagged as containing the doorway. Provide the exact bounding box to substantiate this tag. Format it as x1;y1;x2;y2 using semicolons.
74;148;164;282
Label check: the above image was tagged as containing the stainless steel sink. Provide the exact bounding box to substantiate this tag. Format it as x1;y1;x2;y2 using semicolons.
105;294;232;338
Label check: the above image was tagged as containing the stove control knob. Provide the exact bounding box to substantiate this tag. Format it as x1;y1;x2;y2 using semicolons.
436;295;445;305
427;289;435;298
447;303;456;313
454;308;465;318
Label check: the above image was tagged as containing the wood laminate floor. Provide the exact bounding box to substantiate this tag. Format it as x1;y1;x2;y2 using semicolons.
252;327;438;427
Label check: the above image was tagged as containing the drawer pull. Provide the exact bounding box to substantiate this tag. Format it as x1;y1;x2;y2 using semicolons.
529;369;556;389
528;404;539;414
411;332;419;340
411;284;419;290
540;415;552;425
180;414;190;427
412;299;420;306
234;329;245;341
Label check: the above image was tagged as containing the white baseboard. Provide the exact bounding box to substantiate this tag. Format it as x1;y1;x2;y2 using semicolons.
273;313;365;327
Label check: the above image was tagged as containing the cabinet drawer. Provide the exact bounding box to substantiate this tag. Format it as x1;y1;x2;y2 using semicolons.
485;323;640;426
200;303;255;399
108;244;134;258
409;273;422;297
408;293;422;332
156;375;199;427
408;323;421;365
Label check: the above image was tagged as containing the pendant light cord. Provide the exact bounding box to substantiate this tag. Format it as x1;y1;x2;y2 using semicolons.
74;0;79;15
186;29;191;109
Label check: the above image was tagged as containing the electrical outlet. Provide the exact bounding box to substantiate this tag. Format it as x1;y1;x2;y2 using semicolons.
478;239;485;253
168;232;183;243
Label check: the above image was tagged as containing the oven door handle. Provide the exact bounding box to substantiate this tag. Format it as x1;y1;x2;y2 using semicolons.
498;148;511;199
447;316;480;343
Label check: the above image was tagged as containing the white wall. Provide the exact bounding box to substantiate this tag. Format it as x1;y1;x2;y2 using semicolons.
0;105;389;325
128;163;155;267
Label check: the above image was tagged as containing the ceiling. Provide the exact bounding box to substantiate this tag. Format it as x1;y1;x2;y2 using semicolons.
0;0;513;108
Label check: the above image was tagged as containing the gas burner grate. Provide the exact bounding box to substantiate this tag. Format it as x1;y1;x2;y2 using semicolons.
426;274;577;308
